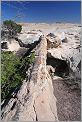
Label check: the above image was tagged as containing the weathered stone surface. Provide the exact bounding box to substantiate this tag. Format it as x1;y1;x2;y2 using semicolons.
46;65;55;74
47;26;81;85
18;31;43;45
1;29;43;53
1;36;58;121
62;37;68;43
47;36;61;49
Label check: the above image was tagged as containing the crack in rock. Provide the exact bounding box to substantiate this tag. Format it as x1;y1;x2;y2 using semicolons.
33;100;38;121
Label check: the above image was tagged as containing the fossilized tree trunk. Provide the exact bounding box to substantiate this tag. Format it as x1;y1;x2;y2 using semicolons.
1;36;58;121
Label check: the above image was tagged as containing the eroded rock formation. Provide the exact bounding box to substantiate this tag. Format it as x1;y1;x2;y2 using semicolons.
47;28;81;88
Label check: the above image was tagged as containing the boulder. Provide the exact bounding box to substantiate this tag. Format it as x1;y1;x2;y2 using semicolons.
46;36;61;49
47;28;81;87
18;31;43;45
62;37;68;43
47;33;56;38
1;39;21;52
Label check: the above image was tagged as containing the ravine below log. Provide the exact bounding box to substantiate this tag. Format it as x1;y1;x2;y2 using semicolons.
47;57;69;77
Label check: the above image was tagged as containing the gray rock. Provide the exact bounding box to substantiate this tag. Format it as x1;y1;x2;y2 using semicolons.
62;37;68;43
47;33;56;38
18;31;43;45
47;27;81;87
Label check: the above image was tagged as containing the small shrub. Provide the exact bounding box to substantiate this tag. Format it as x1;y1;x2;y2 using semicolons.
1;51;35;101
2;20;22;38
16;24;22;33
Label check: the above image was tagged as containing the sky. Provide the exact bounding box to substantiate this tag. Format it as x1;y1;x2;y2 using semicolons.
1;1;81;23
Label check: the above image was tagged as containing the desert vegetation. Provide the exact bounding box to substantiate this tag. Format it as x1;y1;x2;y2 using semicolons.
1;48;35;101
1;20;22;42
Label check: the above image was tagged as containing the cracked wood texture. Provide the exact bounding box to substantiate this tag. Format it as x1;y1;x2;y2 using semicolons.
1;36;58;121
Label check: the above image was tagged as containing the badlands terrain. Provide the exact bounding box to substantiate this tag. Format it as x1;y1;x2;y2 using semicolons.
1;23;81;121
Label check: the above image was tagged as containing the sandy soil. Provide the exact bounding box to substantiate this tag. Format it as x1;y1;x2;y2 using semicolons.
52;76;81;121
